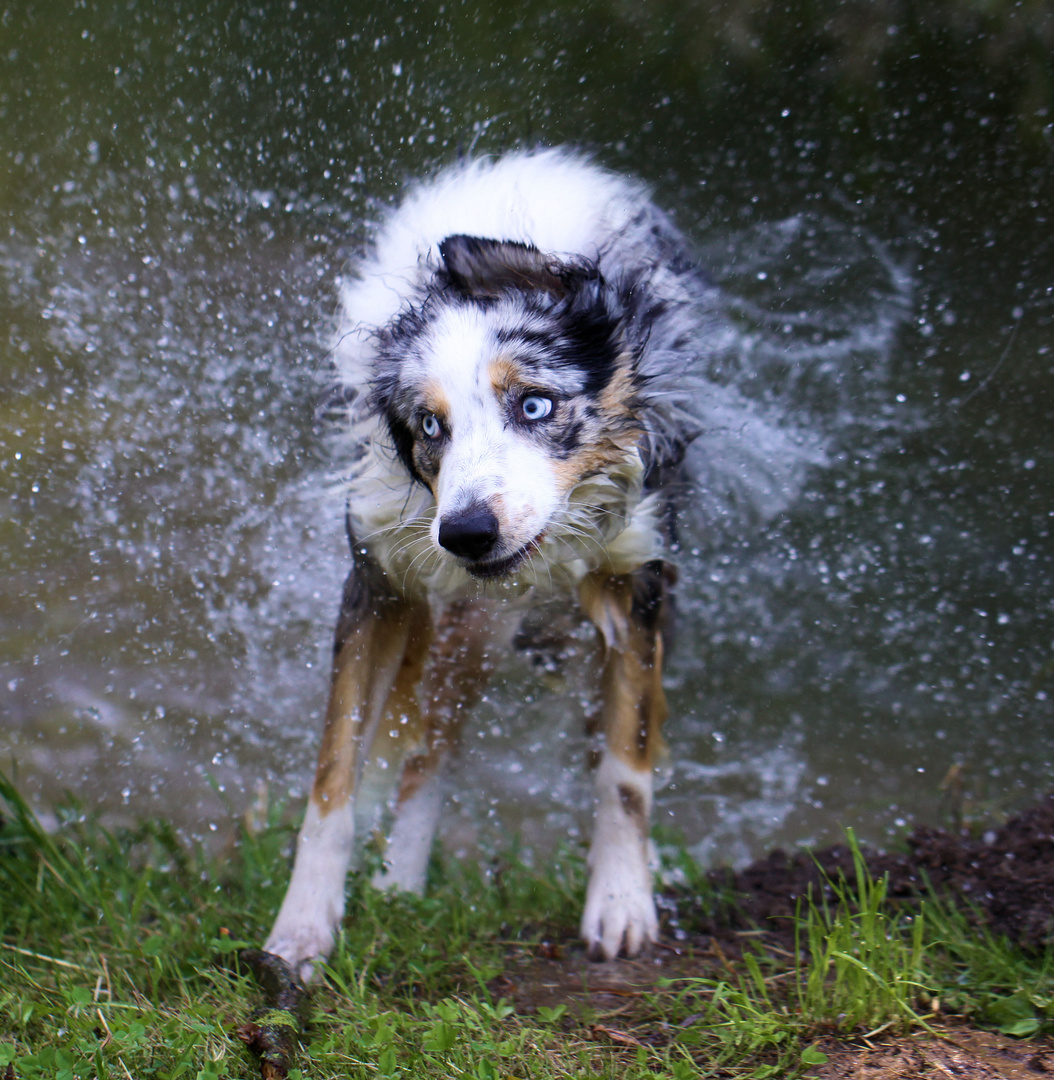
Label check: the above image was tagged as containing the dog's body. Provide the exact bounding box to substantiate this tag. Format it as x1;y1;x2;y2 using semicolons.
266;148;810;980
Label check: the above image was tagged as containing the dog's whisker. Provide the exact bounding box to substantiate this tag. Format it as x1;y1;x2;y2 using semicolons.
406;544;440;589
536;548;555;597
379;527;424;554
403;539;443;593
388;534;436;575
375;531;429;565
551;515;611;557
352;515;435;547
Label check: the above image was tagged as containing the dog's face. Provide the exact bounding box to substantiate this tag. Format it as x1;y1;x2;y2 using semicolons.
371;236;646;581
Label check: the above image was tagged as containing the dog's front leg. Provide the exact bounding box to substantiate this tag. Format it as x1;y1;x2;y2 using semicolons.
372;599;494;894
578;562;670;960
265;568;429;982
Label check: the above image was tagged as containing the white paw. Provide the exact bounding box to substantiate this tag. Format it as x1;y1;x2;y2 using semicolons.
264;915;338;985
580;844;658;960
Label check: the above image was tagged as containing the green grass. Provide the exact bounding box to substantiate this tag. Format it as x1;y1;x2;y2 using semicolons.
2;774;1053;1080
794;830;931;1036
921;895;1054;1039
649;833;932;1077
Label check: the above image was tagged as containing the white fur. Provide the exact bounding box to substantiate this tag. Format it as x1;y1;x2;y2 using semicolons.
344;439;660;601
265;799;355;983
371;771;445;895
420;306;563;555
339;150;649;346
581;753;658;960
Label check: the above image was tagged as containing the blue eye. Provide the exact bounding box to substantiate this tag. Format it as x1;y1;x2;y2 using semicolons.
422;414;442;439
521;395;553;421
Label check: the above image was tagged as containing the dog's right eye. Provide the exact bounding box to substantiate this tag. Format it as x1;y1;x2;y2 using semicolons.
520;394;554;422
421;414;443;439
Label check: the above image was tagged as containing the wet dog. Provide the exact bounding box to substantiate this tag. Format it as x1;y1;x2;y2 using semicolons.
265;148;809;980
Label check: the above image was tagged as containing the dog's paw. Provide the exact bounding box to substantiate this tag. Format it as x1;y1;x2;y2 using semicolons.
263;917;336;984
580;848;659;960
265;873;345;983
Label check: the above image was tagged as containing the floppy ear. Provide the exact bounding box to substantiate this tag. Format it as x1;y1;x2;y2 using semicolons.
439;235;593;300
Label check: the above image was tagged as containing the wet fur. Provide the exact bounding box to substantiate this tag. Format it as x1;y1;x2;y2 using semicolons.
265;148;810;979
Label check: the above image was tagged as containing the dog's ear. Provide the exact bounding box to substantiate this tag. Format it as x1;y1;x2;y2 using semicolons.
439;235;593;300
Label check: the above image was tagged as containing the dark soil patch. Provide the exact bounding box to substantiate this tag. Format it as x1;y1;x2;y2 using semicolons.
706;793;1054;950
494;796;1054;1077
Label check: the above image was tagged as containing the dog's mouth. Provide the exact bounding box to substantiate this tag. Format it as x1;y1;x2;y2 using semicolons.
464;534;544;580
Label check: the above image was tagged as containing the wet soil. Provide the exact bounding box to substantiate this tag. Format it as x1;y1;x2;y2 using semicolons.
808;1029;1054;1080
706;793;1054;951
493;796;1054;1077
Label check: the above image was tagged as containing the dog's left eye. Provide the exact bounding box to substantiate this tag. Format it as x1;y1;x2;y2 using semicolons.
520;395;553;422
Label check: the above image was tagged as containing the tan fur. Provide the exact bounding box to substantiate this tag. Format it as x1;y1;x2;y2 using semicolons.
577;570;667;773
268;167;689;973
550;360;645;494
420;380;451;422
487;355;523;396
551;433;644;495
277;564;669;966
390;600;493;804
598;358;642;419
312;596;426;811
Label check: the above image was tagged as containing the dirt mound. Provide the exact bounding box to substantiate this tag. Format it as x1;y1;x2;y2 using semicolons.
495;799;1054;1079
705;794;1054;949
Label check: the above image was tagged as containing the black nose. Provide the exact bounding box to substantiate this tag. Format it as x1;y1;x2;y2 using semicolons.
438;507;500;560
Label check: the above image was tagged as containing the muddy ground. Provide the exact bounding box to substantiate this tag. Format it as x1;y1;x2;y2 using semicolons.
494;796;1054;1078
720;794;1054;950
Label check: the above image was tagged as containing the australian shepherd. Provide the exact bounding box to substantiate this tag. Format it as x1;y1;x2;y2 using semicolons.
265;147;813;980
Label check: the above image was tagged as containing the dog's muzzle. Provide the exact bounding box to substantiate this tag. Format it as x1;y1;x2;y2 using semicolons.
438;506;542;579
438;506;500;561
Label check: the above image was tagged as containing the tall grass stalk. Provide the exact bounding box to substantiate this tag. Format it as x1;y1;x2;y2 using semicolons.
795;829;932;1035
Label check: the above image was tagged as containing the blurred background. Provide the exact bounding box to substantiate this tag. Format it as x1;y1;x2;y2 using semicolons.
1;0;1051;867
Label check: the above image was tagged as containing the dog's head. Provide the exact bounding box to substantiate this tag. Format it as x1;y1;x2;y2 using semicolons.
369;235;649;582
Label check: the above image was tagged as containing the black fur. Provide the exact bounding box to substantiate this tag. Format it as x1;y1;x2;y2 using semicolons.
369;236;641;484
439;235;598;300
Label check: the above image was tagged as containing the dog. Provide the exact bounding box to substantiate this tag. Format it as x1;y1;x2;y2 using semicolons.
264;147;814;981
